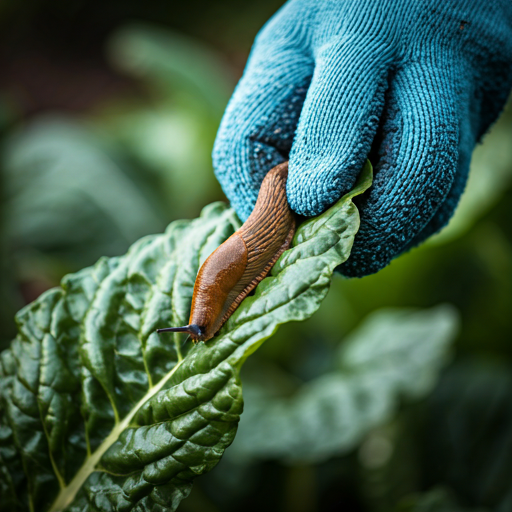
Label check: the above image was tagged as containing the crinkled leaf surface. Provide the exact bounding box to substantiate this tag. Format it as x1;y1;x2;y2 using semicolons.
229;306;458;463
0;163;372;511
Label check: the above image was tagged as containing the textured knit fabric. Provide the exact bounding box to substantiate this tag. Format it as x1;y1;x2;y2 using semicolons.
212;0;512;277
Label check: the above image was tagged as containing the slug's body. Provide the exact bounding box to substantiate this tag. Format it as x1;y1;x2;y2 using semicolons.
157;162;295;341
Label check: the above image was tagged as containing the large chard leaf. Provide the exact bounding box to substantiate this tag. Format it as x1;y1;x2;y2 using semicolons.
0;163;372;511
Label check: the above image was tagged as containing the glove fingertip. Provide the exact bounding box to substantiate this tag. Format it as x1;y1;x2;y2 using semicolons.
287;149;369;217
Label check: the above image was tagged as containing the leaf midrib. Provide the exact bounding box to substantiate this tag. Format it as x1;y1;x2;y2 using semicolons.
48;359;184;512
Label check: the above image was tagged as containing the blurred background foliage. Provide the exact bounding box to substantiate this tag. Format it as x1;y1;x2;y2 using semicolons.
0;1;512;511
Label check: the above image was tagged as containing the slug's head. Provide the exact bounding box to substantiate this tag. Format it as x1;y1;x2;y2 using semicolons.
156;324;205;342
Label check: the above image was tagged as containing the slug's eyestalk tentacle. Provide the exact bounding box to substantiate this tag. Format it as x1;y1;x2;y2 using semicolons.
157;161;295;342
156;325;203;337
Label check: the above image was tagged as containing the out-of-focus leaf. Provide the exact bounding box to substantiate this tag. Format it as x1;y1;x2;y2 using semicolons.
0;163;372;511
94;105;224;220
396;487;488;512
431;98;512;244
421;359;512;511
2;116;163;268
108;24;232;117
228;306;458;464
97;24;231;218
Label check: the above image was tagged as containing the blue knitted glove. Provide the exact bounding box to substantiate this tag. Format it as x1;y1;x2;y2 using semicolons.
213;0;512;277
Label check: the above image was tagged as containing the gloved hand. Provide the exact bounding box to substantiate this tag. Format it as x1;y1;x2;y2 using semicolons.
212;0;512;277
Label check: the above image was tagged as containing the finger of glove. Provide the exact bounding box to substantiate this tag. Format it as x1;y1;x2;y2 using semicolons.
287;36;394;216
213;40;313;221
404;137;473;250
339;61;460;277
403;91;476;249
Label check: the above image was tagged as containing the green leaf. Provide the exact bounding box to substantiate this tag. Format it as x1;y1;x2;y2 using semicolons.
98;24;231;220
107;24;232;117
228;306;458;463
0;163;372;511
2;116;164;268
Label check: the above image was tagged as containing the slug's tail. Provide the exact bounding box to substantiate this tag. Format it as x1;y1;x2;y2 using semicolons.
156;324;203;338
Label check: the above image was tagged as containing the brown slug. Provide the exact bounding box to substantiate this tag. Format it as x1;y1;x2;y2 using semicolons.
157;161;295;342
